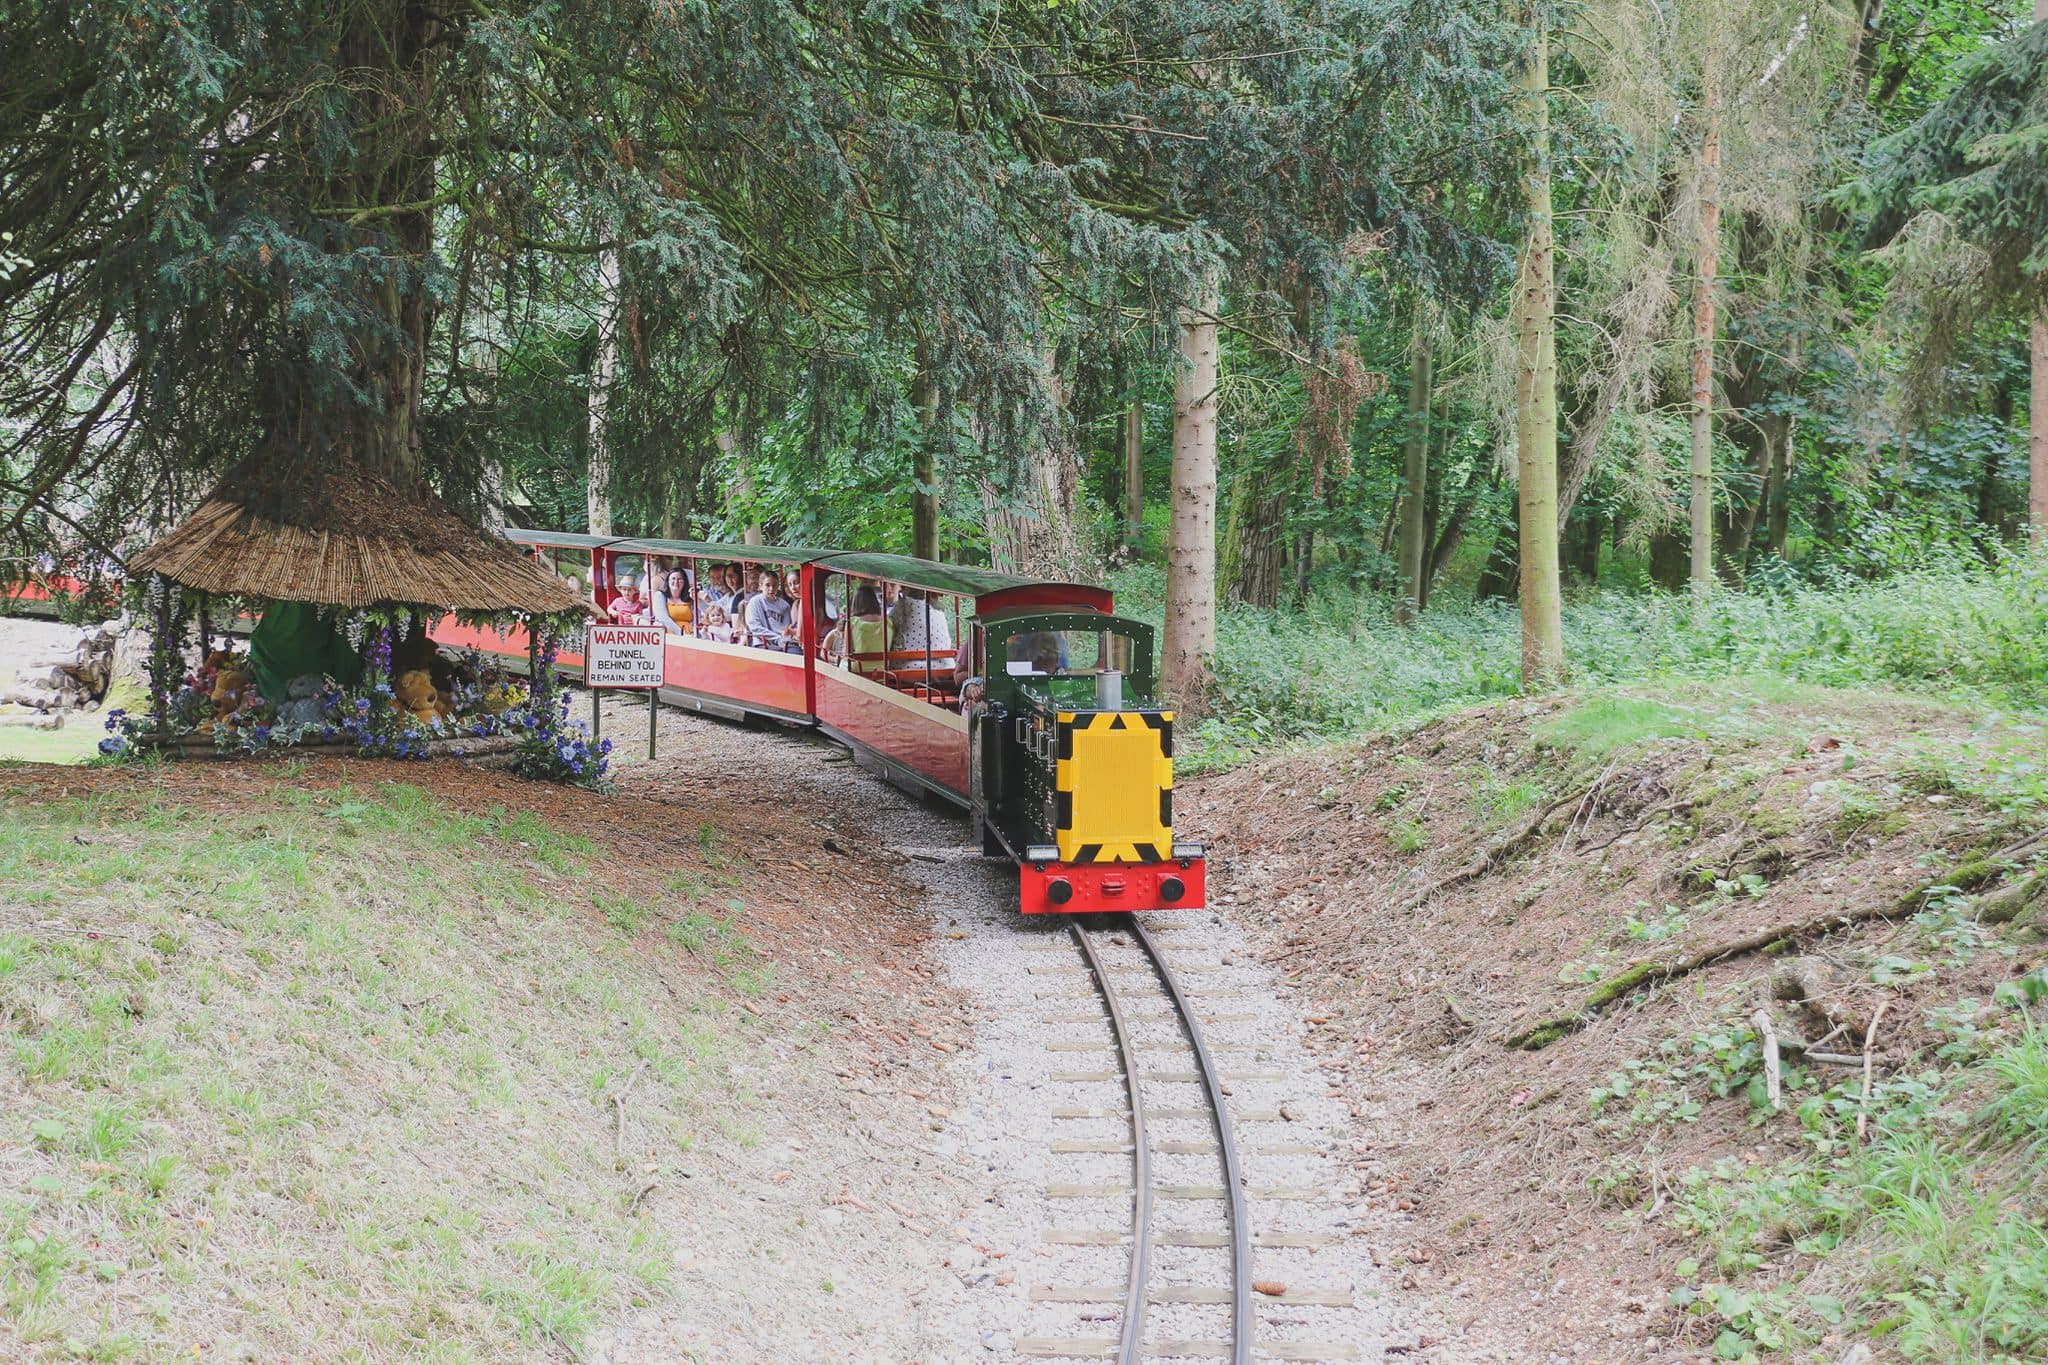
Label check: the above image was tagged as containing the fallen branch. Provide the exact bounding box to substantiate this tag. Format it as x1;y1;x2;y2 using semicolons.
1856;1001;1892;1142
1577;799;1696;855
1556;762;1618;857
612;1059;648;1165
1506;904;1900;1050
1750;1009;1783;1111
1406;783;1593;908
1507;846;2048;1051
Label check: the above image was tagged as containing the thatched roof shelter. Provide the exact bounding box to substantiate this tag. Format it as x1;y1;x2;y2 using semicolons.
129;457;588;616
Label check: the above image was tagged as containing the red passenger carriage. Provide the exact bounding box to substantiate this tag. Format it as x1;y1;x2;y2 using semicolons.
430;531;1204;913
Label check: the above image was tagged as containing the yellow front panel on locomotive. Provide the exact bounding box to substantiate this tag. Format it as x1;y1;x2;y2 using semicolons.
1052;710;1174;864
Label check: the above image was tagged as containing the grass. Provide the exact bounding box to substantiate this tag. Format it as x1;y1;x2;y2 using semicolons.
1108;551;2048;773
0;777;769;1360
1605;991;2048;1361
1535;696;1698;757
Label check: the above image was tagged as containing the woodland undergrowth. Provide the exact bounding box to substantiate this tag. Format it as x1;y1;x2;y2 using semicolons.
1111;552;2048;773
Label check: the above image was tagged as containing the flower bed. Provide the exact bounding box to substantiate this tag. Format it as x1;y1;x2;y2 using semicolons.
104;621;613;791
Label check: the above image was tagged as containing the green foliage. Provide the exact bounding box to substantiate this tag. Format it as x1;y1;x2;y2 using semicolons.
1141;552;2048;770
1638;1008;2048;1360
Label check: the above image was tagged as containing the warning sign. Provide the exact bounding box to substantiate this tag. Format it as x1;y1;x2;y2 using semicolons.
586;625;664;689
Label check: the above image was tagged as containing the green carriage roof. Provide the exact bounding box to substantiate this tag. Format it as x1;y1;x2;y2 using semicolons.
510;530;1098;602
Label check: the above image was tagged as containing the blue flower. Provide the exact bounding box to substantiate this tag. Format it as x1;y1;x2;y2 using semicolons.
355;697;372;714
98;736;126;755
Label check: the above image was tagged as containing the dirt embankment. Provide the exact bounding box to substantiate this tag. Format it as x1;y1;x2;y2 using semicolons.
1185;683;2047;1363
0;747;985;1362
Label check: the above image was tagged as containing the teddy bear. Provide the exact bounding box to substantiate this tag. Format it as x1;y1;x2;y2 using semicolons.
276;674;328;728
392;668;448;728
209;661;255;729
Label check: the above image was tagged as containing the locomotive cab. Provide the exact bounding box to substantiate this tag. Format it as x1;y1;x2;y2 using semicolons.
967;610;1207;913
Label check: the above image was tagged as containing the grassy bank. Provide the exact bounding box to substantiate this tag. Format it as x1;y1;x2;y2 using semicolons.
1109;553;2048;773
0;771;775;1360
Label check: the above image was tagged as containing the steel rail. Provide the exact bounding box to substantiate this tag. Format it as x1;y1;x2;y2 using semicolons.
1068;920;1154;1365
1129;915;1254;1365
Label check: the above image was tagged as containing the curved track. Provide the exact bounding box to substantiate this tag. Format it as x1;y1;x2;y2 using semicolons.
1068;914;1253;1365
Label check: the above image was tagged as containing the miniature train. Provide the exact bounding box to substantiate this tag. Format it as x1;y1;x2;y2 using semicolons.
436;532;1206;914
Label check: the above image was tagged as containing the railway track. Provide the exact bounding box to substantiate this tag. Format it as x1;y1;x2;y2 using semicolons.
1013;914;1357;1363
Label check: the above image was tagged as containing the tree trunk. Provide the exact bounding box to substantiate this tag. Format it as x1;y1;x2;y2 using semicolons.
1649;529;1689;590
1123;396;1144;549
1015;341;1085;574
1513;7;1565;686
1227;474;1289;608
912;355;940;561
1396;306;1432;624
1424;482;1478;611
481;456;507;531
1765;429;1793;558
1689;68;1723;591
720;430;763;545
1719;412;1779;579
1163;278;1220;711
585;245;620;537
2033;316;2047;542
1565;503;1602;585
248;0;444;508
2037;0;2048;543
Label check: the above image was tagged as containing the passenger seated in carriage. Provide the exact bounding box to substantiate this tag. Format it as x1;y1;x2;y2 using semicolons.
823;584;886;673
608;574;652;625
889;587;953;651
698;601;738;642
743;568;801;653
647;566;692;634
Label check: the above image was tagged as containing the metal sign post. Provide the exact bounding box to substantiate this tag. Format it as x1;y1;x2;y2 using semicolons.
648;686;658;760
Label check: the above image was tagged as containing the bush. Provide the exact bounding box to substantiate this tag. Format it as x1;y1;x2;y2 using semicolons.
1109;551;2048;770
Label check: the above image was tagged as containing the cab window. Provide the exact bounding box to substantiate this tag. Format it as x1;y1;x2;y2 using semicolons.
1002;629;1135;677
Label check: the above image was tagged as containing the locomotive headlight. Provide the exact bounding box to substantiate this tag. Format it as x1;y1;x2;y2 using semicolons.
1047;878;1074;905
1025;844;1059;865
1159;875;1186;903
1171;841;1205;860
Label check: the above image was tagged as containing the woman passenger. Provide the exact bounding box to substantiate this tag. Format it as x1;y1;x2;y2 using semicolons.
828;584;887;674
648;567;693;634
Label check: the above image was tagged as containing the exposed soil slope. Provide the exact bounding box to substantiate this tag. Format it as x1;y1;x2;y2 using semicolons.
1185;681;2047;1363
0;750;976;1362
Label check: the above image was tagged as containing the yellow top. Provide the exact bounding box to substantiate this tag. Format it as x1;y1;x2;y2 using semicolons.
849;617;886;673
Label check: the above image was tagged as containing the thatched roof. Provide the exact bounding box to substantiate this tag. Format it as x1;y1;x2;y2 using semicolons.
129;460;589;616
